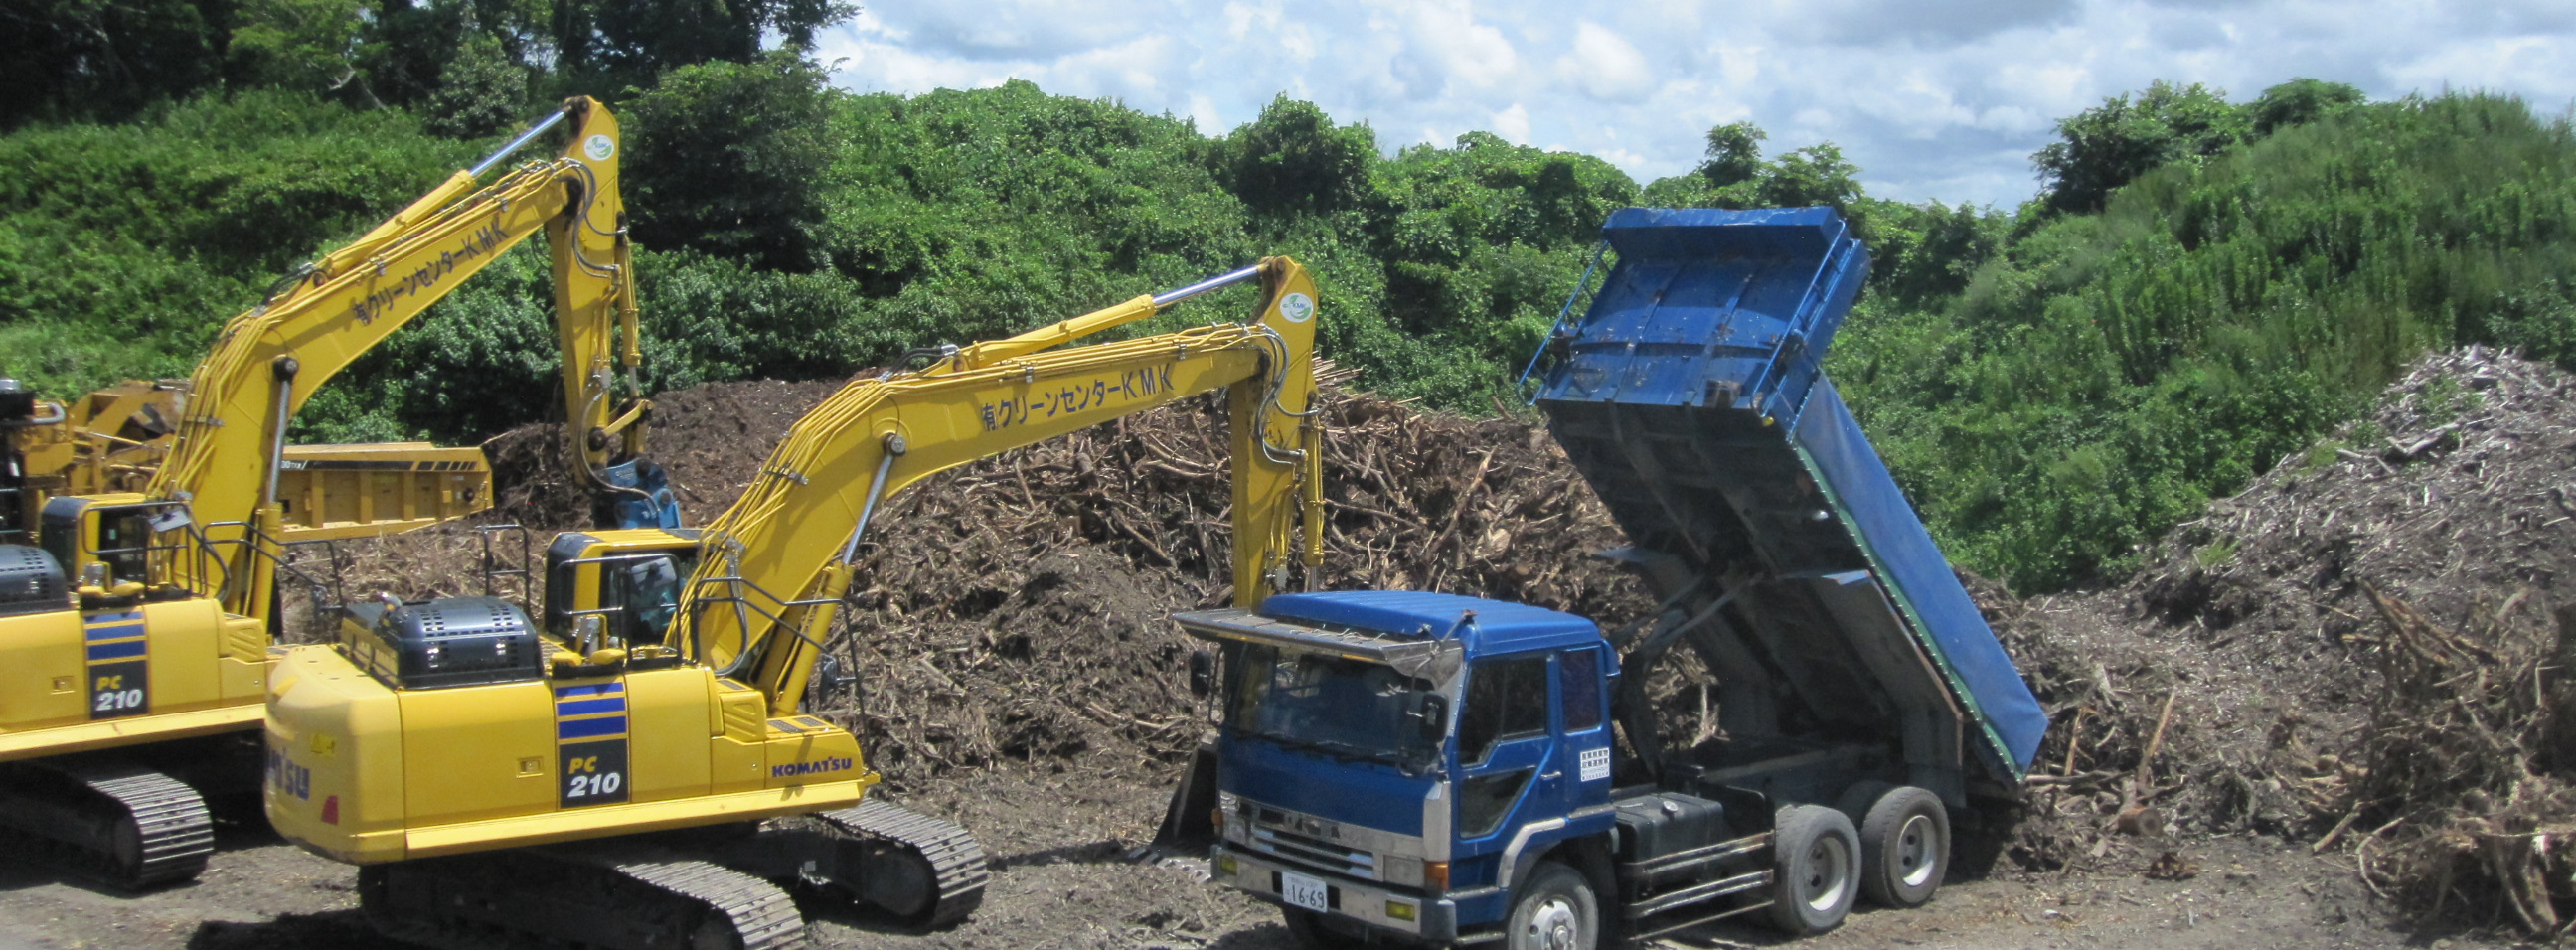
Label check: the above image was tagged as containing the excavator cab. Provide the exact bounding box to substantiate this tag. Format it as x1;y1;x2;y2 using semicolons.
39;494;187;600
539;528;701;654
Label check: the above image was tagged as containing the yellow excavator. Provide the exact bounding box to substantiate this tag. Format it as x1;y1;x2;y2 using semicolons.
0;96;676;889
263;257;1326;948
2;363;490;546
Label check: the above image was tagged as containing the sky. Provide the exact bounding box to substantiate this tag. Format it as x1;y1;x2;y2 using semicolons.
817;0;2576;209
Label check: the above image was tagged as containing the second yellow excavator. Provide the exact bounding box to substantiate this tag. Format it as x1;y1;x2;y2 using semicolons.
264;257;1327;947
0;97;674;889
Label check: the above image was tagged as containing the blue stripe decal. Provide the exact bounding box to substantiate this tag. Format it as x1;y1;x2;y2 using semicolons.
85;623;146;641
555;697;627;716
86;640;148;661
557;716;628;740
554;683;625;698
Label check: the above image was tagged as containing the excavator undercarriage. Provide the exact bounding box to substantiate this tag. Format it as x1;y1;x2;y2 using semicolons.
355;799;986;949
0;756;215;889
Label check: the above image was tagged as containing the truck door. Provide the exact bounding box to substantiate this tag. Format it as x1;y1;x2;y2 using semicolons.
1454;652;1556;877
1555;645;1614;811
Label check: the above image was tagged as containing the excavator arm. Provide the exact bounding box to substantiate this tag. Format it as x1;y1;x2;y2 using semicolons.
137;97;662;614
682;258;1325;715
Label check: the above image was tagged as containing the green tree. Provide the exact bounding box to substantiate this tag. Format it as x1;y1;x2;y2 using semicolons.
1698;120;1768;188
1759;142;1861;211
1213;95;1378;217
2248;78;2365;135
621;53;841;271
2031;79;2249;216
422;31;530;137
553;0;853;85
1;0;235;127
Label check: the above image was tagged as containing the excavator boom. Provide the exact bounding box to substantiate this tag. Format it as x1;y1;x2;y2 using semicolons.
264;258;1329;949
0;97;672;893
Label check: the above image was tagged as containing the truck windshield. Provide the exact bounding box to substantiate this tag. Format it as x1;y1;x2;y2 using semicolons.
1227;643;1439;772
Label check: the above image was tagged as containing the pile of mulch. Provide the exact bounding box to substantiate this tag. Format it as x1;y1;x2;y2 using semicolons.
1994;347;2576;934
345;368;1649;790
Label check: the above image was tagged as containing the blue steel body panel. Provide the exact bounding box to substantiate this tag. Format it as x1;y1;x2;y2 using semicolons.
1533;206;2046;781
1793;379;2048;770
1259;590;1601;658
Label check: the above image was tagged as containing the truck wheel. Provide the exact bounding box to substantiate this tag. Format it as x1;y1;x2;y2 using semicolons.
1766;805;1858;935
1506;862;1597;950
1856;785;1949;908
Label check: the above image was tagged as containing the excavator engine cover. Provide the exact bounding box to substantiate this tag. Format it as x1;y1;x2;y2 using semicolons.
342;596;543;690
0;545;69;617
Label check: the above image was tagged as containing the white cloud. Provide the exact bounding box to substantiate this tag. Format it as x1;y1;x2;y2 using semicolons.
821;0;2576;206
1560;22;1655;102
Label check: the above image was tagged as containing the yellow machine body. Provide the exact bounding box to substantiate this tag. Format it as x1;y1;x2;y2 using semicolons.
268;527;870;864
4;382;496;544
266;642;869;865
266;258;1327;873
0;572;268;761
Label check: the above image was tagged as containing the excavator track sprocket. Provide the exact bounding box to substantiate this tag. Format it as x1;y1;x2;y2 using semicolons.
814;799;990;928
0;758;212;889
358;847;805;950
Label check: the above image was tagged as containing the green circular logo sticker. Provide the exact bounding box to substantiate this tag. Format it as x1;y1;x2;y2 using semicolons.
1279;292;1315;323
585;135;615;162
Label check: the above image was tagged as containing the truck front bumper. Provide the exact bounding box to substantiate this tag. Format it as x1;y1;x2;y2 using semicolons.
1211;844;1461;941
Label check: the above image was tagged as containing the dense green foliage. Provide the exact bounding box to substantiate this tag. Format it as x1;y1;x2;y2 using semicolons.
3;20;2571;593
1838;92;2576;588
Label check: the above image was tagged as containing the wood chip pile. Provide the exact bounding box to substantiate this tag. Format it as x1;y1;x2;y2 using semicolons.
1993;347;2576;932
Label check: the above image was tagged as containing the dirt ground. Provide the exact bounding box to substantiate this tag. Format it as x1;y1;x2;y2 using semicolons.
7;349;2568;948
0;767;2418;950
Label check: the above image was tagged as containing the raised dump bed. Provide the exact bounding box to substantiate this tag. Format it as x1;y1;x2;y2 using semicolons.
1532;206;2046;793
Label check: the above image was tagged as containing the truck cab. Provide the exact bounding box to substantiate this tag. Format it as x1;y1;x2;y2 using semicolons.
1182;592;1616;943
1183;591;1899;948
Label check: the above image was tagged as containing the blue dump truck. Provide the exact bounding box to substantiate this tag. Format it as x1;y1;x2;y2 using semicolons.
1168;208;2049;949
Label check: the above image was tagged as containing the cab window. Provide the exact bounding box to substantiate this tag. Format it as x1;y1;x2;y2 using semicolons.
604;551;696;646
1458;656;1549;766
1561;647;1603;732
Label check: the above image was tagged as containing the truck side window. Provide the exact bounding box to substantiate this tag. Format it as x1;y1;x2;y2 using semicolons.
1561;648;1602;732
1458;656;1548;766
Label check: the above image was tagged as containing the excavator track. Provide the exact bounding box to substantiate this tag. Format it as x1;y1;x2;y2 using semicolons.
358;847;805;950
0;758;212;889
812;799;990;928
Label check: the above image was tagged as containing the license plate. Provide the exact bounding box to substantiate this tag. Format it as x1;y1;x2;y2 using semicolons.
1281;871;1330;912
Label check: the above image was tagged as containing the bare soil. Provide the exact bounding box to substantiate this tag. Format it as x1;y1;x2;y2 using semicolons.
7;349;2567;948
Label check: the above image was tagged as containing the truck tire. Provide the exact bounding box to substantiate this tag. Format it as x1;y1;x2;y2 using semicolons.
1765;805;1858;935
1856;785;1949;908
1506;861;1598;950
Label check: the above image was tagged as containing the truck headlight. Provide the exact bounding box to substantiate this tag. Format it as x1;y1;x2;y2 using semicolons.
1216;792;1248;842
1382;855;1421;886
